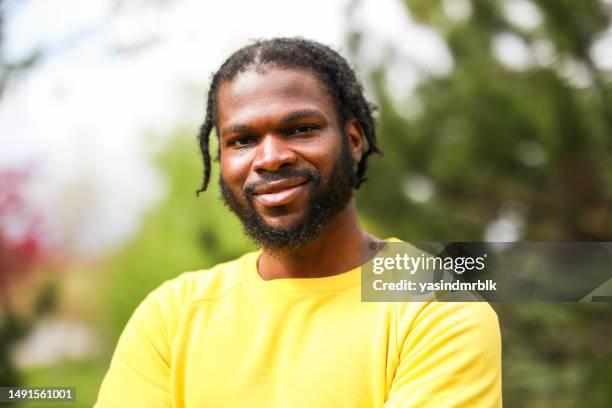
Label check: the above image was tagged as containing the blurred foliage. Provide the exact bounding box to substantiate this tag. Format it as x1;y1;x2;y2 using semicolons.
18;359;107;408
348;0;612;406
354;0;612;241
0;0;41;97
1;0;55;395
0;305;24;389
0;277;57;393
0;168;55;389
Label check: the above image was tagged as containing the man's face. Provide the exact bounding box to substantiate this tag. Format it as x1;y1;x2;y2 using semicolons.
216;65;360;251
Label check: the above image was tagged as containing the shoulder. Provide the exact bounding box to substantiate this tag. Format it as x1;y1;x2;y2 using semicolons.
386;301;501;406
134;251;259;333
123;251;259;341
379;238;500;339
393;300;500;356
149;250;259;306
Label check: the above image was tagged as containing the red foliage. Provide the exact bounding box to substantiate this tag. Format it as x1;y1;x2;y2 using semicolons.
0;167;46;291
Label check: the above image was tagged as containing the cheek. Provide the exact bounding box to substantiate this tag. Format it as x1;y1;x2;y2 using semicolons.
220;151;253;188
301;134;343;176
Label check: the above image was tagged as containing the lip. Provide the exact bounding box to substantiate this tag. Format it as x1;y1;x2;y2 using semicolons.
253;179;309;207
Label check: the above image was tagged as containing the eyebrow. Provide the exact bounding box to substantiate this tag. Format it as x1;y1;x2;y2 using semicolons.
278;109;326;127
221;123;253;138
221;109;325;138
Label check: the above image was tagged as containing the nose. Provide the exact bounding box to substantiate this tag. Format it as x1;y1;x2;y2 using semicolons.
252;134;297;173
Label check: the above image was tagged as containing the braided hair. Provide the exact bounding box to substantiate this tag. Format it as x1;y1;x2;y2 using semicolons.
196;37;382;196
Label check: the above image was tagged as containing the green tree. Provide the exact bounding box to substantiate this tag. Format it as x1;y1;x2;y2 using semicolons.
354;0;612;241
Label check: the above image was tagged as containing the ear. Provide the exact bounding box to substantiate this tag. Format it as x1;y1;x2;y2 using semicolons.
345;118;365;165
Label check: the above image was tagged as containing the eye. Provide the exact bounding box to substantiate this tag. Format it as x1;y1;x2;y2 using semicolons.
288;125;318;135
228;135;256;148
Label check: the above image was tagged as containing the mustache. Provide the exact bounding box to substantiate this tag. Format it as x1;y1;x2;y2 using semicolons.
244;168;319;199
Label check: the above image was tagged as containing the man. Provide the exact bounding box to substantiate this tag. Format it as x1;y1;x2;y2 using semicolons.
96;38;501;407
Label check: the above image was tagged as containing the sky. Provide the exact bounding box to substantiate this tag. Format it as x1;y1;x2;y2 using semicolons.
1;0;610;256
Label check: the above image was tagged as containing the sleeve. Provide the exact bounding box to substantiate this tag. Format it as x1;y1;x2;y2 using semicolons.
384;302;502;408
94;285;174;408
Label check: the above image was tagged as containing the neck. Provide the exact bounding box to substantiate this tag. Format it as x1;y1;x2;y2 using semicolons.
257;198;381;280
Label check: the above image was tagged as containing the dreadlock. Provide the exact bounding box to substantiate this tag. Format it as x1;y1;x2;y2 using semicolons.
196;37;382;196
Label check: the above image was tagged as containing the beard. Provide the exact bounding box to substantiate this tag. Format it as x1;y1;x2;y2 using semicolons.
219;136;357;253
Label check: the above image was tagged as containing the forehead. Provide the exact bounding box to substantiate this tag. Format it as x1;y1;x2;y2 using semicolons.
216;66;338;133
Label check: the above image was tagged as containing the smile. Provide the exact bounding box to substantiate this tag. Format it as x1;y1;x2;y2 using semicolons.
252;178;310;207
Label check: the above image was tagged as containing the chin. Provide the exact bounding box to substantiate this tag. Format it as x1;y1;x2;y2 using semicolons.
260;212;306;230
